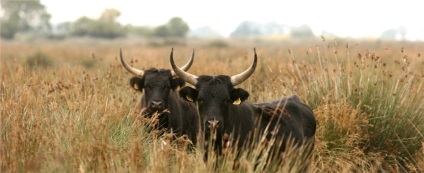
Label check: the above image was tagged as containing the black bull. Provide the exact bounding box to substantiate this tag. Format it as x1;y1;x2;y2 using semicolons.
253;95;316;155
120;49;199;145
170;48;317;163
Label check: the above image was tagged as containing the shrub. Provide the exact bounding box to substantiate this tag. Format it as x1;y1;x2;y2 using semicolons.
207;39;229;48
26;52;54;68
81;58;96;69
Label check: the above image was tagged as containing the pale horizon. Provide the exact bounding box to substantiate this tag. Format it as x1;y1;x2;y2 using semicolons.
42;0;424;41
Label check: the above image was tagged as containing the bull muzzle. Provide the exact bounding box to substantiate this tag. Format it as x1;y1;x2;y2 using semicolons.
151;101;163;109
147;100;165;112
206;120;221;129
203;119;224;155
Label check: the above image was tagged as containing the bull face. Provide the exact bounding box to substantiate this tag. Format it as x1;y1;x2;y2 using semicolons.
179;76;250;134
120;48;194;114
131;70;185;113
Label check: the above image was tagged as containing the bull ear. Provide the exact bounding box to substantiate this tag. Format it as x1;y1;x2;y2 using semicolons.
230;88;249;104
130;77;144;92
171;77;186;91
179;86;198;102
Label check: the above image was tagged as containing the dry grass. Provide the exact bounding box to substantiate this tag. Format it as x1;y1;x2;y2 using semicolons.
1;38;423;172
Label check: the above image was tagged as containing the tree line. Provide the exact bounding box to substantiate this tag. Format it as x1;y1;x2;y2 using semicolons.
0;1;190;39
0;0;316;40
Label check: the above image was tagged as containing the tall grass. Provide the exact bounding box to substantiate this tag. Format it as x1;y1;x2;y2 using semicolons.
1;39;423;172
283;39;424;171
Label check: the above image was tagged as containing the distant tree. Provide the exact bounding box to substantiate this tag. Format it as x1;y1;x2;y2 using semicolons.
167;17;189;37
71;17;95;37
153;17;189;38
290;25;314;38
230;21;261;37
69;9;125;39
99;9;121;22
125;24;153;37
0;0;51;39
154;25;170;37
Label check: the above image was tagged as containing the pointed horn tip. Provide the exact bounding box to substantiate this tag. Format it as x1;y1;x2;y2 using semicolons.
171;47;175;56
170;48;174;59
119;48;145;76
119;49;124;59
169;50;177;68
230;49;258;86
253;48;257;63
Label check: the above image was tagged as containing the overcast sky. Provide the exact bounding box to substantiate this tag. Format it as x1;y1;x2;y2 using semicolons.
42;0;424;40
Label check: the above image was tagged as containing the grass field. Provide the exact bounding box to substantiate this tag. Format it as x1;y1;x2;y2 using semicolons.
1;38;424;172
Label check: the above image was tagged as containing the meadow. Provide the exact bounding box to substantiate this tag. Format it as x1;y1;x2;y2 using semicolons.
1;38;424;172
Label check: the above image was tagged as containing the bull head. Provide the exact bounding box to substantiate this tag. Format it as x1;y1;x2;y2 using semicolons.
120;48;194;113
171;48;257;144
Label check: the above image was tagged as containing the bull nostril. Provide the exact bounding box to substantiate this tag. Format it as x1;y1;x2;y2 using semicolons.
206;120;220;129
151;101;162;108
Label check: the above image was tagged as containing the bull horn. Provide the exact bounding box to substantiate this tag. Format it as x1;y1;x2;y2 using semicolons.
120;48;145;76
170;48;198;85
230;48;257;86
171;48;195;77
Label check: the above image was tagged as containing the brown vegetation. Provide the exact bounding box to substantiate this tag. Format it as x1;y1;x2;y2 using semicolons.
1;38;423;172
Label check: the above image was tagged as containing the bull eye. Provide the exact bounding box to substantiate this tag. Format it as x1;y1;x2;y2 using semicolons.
144;84;151;89
197;98;204;105
224;98;232;104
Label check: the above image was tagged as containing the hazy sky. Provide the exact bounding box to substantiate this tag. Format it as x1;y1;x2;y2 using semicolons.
42;0;424;40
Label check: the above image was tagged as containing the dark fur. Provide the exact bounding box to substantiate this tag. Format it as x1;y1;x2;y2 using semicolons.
253;95;316;168
131;68;198;145
179;75;316;163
